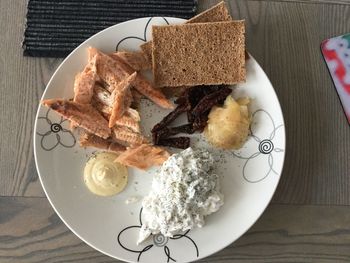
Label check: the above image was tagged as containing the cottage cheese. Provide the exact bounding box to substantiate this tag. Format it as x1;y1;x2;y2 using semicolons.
138;148;224;244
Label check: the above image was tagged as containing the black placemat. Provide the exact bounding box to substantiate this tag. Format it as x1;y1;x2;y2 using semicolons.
23;0;198;57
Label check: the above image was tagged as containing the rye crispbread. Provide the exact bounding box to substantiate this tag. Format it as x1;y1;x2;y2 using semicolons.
152;21;245;87
189;1;232;23
140;41;153;63
140;1;231;63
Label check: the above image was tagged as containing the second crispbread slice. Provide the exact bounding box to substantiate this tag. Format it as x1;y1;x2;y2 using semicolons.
140;1;232;63
152;21;245;87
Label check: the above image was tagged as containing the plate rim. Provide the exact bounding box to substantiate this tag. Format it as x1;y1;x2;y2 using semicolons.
33;16;286;263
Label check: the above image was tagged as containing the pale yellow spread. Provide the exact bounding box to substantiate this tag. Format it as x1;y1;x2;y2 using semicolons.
205;96;251;150
84;152;128;196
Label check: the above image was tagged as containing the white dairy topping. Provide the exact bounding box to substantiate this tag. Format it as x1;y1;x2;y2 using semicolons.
138;148;224;244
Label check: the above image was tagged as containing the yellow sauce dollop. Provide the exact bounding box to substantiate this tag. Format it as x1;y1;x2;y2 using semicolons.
84;152;128;196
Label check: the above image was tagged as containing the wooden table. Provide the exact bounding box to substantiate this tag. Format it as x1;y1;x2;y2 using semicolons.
1;0;350;262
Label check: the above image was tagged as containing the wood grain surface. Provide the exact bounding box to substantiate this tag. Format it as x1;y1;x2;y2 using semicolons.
1;198;350;263
1;0;349;201
256;0;350;5
0;0;350;262
0;0;62;197
229;0;350;205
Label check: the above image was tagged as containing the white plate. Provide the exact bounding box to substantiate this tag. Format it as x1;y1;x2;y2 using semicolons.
34;17;286;263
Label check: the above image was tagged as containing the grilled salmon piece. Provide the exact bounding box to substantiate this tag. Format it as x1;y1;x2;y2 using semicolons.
42;99;111;139
109;72;137;128
91;83;112;117
115;144;170;170
79;131;126;153
93;83;112;106
91;84;141;132
126;108;140;122
89;102;140;133
88;47;99;61
91;97;110;116
133;76;174;109
91;47;172;109
73;55;98;104
115;114;140;133
111;55;173;109
113;126;147;146
94;50;130;92
110;51;151;71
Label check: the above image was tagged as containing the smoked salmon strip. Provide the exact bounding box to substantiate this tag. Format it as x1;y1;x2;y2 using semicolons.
91;97;110;116
115;113;140;133
133;76;174;109
94;50;130;92
93;83;112;106
126;108;140;121
88;46;98;61
91;47;172;109
91;83;141;133
73;55;98;104
113;126;147;146
42;99;111;139
111;55;173;109
109;72;137;128
79;131;126;154
43;47;173;167
90;101;140;133
110;51;151;71
115;144;170;170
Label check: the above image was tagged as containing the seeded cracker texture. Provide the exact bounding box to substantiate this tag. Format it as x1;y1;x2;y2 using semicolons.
140;42;153;63
140;1;232;64
152;21;245;87
188;1;232;23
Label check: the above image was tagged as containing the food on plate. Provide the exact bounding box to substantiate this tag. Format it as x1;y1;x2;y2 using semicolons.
161;86;188;99
42;47;172;170
110;51;151;71
191;86;232;116
138;148;224;244
92;82;112;112
152;124;194;145
130;89;144;109
188;1;232;23
156;137;190;149
109;72;137;128
205;96;251;149
152;21;245;87
79;131;126;154
115;144;170;170
124;108;140;122
84;152;128;196
93;48;130;91
73;55;98;104
88;47;173;109
151;103;191;133
112;126;147;146
111;55;174;109
42;99;111;139
140;1;232;63
114;113;140;133
152;85;232;148
41;0;251;208
139;42;153;67
91;83;141;132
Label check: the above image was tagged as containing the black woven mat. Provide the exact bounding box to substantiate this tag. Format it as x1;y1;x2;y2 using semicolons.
23;0;197;57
